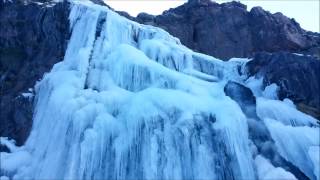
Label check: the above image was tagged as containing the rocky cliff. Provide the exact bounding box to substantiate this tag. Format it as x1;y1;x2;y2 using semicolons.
133;0;320;60
246;52;320;119
0;0;70;145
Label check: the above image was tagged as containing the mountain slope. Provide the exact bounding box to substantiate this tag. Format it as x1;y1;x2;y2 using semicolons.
132;0;320;60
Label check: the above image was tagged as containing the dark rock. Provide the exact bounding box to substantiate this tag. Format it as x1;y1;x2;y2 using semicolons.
133;0;320;60
245;52;320;119
136;13;155;23
0;144;10;153
90;0;107;6
116;11;136;21
224;81;257;119
0;0;71;145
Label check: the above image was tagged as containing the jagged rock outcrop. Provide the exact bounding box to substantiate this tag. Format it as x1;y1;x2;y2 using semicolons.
134;0;320;60
0;0;70;145
246;52;320;119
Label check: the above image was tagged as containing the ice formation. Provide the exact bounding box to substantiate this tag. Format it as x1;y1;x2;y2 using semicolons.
1;1;319;180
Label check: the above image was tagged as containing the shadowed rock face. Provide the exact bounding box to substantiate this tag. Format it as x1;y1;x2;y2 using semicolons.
0;0;70;145
224;81;257;119
134;0;320;60
246;52;320;119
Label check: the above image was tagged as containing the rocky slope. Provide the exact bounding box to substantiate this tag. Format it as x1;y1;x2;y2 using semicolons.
0;0;70;145
246;52;320;119
0;0;319;147
133;0;320;60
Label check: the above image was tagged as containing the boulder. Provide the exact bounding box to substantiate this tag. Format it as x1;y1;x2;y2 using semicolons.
224;81;257;119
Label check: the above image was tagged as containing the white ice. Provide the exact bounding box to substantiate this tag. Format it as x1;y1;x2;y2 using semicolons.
255;155;297;180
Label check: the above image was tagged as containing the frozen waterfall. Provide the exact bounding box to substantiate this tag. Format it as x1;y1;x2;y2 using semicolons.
1;1;319;180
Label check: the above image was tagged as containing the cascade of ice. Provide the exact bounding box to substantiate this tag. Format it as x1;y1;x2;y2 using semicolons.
256;98;319;180
0;1;319;180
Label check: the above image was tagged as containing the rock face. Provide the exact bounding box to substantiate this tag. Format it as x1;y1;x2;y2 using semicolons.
224;81;257;119
134;0;320;60
246;52;320;119
0;0;70;145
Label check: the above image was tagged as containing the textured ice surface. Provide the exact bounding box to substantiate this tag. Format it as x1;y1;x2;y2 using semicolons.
309;146;320;180
257;98;318;127
262;118;319;180
0;1;319;180
257;97;319;179
255;155;297;180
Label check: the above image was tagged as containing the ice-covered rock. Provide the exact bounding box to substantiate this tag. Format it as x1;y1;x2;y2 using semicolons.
0;1;319;180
